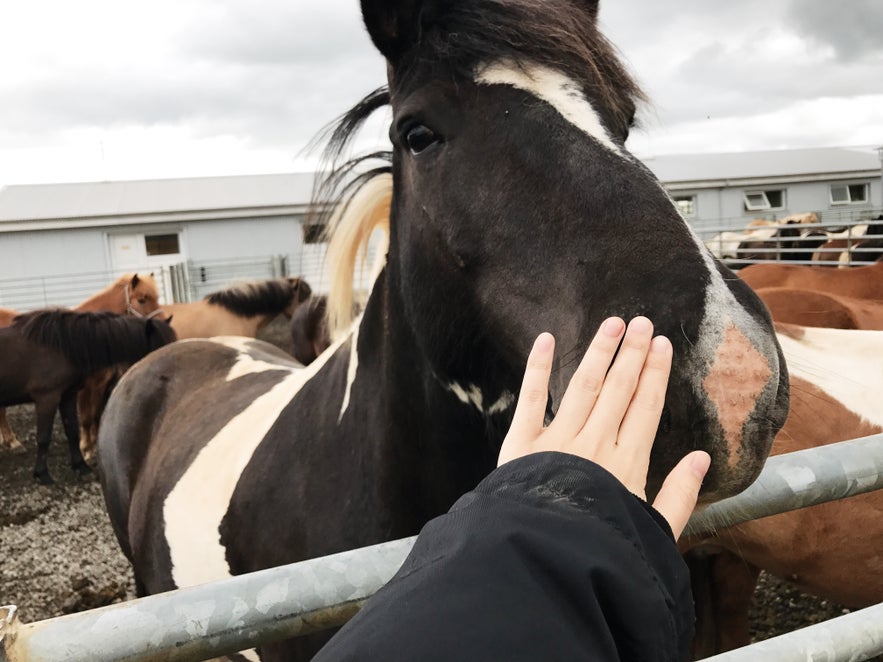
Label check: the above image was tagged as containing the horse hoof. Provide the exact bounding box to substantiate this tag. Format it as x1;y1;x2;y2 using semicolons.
34;472;55;486
8;444;27;455
73;461;93;476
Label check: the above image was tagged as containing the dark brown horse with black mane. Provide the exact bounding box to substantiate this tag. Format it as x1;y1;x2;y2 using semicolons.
76;277;311;462
0;309;175;484
97;2;789;659
0;274;161;456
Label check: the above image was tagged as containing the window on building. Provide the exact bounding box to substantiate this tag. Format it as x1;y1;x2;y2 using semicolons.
674;195;696;217
743;189;785;212
303;223;326;244
145;233;180;256
830;183;868;205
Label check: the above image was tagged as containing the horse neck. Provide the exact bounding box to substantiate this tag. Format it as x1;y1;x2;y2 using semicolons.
75;282;126;314
353;269;508;521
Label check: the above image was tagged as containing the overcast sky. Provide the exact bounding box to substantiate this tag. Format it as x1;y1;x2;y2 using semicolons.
1;0;881;187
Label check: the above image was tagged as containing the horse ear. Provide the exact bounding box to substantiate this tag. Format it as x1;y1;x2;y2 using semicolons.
361;0;442;64
131;274;141;287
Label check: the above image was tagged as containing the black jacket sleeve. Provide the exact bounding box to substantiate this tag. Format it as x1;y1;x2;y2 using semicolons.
315;452;695;661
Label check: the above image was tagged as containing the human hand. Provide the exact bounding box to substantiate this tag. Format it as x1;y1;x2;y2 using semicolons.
498;317;710;539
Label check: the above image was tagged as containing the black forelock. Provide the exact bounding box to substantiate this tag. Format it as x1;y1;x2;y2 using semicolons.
394;0;644;131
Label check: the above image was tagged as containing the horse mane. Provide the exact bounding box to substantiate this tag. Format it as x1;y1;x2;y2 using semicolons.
204;278;304;317
13;309;175;373
400;0;645;132
310;87;392;337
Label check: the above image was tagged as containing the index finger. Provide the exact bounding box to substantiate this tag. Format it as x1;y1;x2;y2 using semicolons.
506;333;555;445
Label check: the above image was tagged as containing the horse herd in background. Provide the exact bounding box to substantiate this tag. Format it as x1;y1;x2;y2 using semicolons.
0;235;880;660
706;212;883;267
2;0;881;657
0;273;326;483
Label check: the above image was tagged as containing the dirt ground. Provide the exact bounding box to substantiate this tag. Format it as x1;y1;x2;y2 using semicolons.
0;317;850;650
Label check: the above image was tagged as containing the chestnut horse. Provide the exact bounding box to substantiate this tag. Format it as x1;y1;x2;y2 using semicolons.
685;324;883;657
0;309;175;483
76;276;311;462
739;260;883;300
0;274;160;455
97;2;789;659
753;287;883;330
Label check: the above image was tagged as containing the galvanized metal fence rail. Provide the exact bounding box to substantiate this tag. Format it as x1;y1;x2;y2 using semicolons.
2;433;882;662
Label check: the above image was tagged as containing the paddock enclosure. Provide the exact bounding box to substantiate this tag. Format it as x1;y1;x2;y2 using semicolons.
2;1;883;658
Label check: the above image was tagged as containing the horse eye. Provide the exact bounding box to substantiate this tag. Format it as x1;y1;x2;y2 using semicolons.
405;125;440;155
138;298;147;304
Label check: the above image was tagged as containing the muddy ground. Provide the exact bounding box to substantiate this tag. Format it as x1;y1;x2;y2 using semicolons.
0;317;850;650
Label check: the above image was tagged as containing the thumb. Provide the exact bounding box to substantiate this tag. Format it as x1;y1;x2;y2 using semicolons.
651;451;710;539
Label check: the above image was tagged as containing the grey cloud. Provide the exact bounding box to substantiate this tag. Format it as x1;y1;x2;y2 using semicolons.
787;0;883;60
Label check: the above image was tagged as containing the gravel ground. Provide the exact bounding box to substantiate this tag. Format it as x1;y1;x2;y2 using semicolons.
0;317;855;653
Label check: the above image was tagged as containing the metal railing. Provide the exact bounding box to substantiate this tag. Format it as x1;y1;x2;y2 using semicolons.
2;433;882;662
700;214;883;269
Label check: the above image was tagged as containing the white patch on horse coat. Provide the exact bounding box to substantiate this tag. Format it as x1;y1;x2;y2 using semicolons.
447;381;515;416
777;327;883;428
338;316;364;422
476;60;621;154
164;333;351;589
207;336;298;382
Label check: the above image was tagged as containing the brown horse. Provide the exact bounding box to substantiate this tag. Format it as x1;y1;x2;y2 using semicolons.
738;260;883;300
289;295;334;365
164;277;311;339
0;309;175;484
77;277;311;462
811;215;883;266
0;274;161;455
754;286;883;330
685;324;883;657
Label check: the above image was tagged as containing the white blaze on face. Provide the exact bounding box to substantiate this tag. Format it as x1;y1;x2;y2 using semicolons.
163;331;352;589
475;60;622;155
777;327;883;428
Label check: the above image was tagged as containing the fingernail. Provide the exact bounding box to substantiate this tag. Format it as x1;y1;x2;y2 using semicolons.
534;332;554;352
690;451;711;479
651;335;672;353
629;316;652;335
601;317;624;337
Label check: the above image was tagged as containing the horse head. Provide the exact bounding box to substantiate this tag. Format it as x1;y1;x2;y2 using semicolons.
357;0;789;502
123;273;162;318
283;277;313;317
145;316;178;350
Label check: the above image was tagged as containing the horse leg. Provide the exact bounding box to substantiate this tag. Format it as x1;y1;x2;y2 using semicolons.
60;388;90;476
687;547;761;657
77;377;102;465
0;407;26;454
33;396;61;484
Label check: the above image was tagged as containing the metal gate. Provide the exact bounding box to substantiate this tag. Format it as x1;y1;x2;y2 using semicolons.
3;433;882;661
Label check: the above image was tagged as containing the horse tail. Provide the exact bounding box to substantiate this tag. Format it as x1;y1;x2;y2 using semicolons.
323;172;392;337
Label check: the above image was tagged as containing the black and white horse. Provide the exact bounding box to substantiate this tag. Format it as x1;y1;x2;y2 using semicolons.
98;1;790;659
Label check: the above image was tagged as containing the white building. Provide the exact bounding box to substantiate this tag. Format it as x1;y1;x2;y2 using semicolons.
2;146;881;309
643;145;883;237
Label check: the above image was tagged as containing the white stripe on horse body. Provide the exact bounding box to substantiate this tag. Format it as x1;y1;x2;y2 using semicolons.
777;326;883;428
164;332;351;588
446;381;515;416
338;319;362;422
